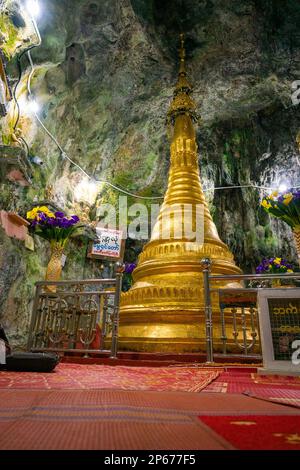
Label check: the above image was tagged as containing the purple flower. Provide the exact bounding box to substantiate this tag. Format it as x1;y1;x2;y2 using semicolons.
256;257;293;274
38;212;48;221
256;262;266;274
292;189;300;200
56;217;71;228
55;211;65;218
47;218;57;226
70;215;80;223
125;263;136;274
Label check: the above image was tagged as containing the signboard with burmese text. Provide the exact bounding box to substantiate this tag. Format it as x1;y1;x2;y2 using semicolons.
257;289;300;375
87;227;125;261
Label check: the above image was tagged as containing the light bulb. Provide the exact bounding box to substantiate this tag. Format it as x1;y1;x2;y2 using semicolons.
25;0;41;19
74;178;100;205
17;96;40;115
278;183;288;193
28;100;40;114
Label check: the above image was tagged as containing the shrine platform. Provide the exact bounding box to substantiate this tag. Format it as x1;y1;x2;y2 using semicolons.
60;351;262;367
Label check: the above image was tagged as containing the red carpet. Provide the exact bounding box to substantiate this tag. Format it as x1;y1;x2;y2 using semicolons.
0;390;299;450
0;363;220;392
1;364;299;449
199;415;300;450
202;369;300;408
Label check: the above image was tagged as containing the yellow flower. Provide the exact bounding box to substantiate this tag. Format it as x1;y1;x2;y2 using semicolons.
268;191;278;200
261;200;272;209
274;258;281;265
283;193;293;205
37;206;55;217
287;269;293;273
27;206;55;220
27;208;39;220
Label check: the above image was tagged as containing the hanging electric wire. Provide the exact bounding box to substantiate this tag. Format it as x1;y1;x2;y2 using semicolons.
15;8;300;200
13;11;41;131
26;52;300;198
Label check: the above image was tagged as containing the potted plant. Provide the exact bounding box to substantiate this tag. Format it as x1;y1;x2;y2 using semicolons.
27;206;81;285
261;189;300;265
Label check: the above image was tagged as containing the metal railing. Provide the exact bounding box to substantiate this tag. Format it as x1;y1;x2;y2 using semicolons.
27;258;300;363
27;269;123;358
201;258;300;363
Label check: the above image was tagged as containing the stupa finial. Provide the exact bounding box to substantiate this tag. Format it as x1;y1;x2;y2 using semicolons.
178;32;186;75
167;33;198;125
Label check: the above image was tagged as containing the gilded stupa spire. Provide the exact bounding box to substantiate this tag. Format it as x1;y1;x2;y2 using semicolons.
167;33;198;125
178;32;186;72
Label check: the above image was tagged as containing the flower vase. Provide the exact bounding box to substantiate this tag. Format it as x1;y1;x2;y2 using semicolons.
293;226;300;267
45;242;64;292
271;278;281;288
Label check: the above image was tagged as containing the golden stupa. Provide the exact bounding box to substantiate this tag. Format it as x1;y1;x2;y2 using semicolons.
118;35;242;353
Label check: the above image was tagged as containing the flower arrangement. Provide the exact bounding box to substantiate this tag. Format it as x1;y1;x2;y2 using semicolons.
27;206;80;247
27;206;81;285
261;189;300;228
256;257;294;287
255;257;293;274
261;189;300;265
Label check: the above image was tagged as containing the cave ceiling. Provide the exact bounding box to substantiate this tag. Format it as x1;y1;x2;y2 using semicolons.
1;0;300;269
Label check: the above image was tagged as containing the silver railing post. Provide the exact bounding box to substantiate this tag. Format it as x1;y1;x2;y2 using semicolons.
201;258;214;364
110;262;125;359
27;283;42;351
